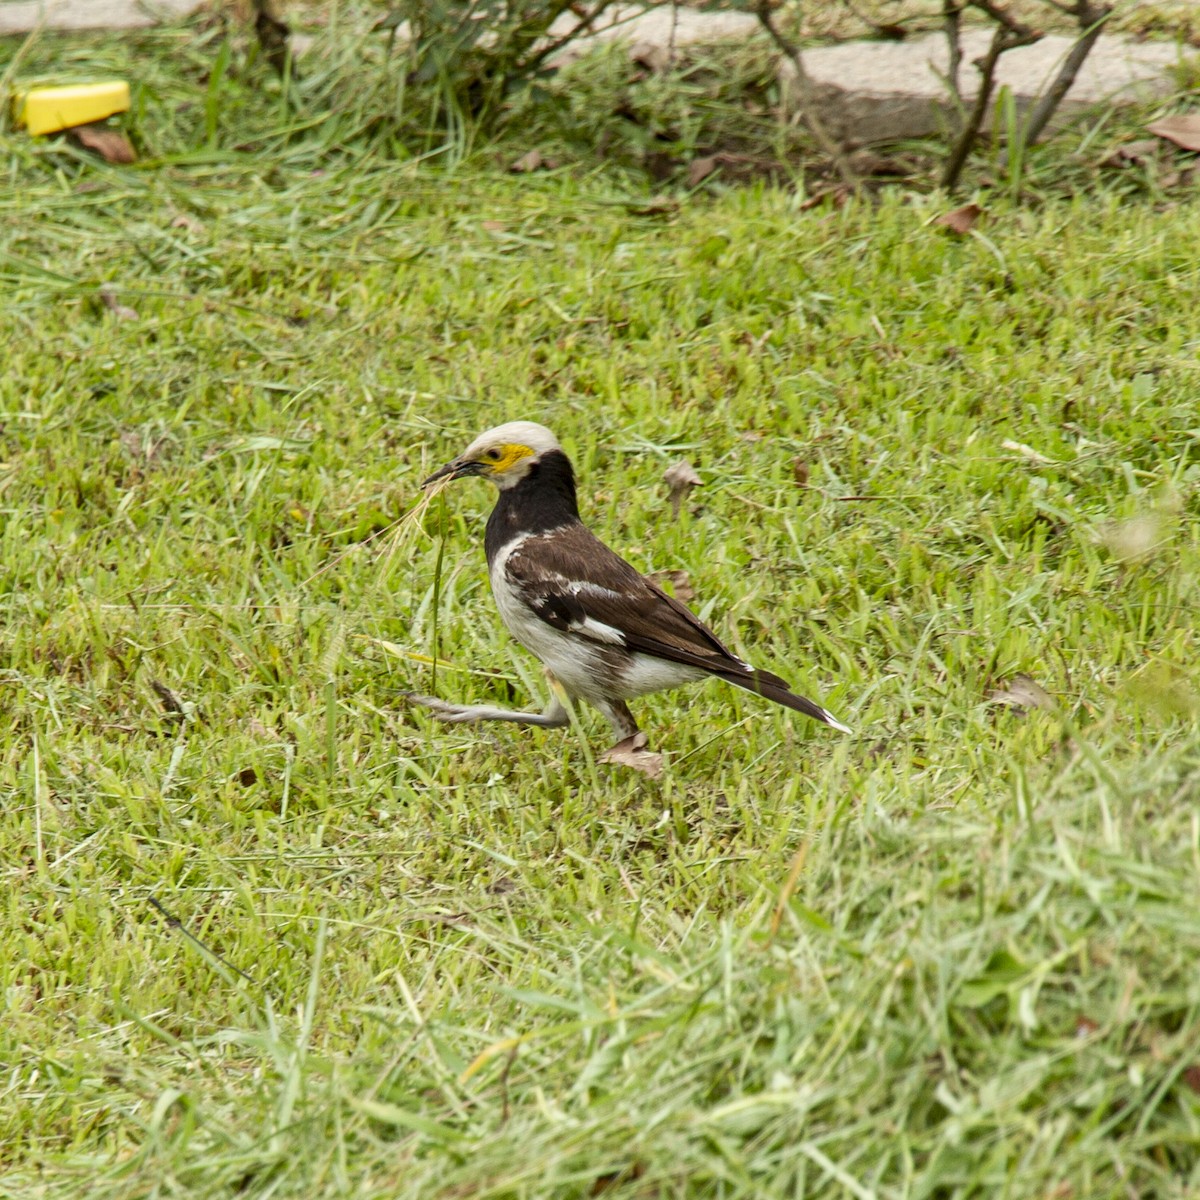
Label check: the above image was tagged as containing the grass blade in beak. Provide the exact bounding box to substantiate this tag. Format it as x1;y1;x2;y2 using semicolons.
421;461;459;488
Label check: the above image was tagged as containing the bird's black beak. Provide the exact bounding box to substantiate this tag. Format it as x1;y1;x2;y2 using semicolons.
421;457;483;488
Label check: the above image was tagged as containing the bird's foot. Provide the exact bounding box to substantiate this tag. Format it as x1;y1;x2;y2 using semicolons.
600;732;664;779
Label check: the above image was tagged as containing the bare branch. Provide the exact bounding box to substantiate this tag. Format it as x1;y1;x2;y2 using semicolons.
943;0;964;111
1021;1;1112;146
521;1;617;73
755;2;858;189
969;0;1037;38
940;17;1038;191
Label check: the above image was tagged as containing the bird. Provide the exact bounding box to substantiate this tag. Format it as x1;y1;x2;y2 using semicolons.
410;421;850;774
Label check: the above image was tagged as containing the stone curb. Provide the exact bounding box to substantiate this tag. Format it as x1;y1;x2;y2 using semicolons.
1;1;1186;145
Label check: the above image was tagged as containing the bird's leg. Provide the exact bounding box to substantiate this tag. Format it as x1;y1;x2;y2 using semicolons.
594;699;664;779
406;692;570;728
593;698;639;741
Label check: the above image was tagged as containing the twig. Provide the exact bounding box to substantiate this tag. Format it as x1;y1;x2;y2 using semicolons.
943;0;964;110
1021;1;1111;147
147;897;256;984
969;0;1037;35
754;2;858;189
940;14;1038;191
521;0;618;74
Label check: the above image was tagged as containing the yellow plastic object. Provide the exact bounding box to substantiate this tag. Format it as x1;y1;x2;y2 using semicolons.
14;81;130;137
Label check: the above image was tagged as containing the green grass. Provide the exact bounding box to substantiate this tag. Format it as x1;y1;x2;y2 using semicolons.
3;14;1200;1200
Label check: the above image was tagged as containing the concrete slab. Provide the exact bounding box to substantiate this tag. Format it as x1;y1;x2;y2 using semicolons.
776;29;1179;145
0;0;203;35
3;0;1183;150
548;4;759;65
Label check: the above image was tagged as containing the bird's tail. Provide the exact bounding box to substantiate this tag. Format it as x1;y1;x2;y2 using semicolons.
725;668;852;734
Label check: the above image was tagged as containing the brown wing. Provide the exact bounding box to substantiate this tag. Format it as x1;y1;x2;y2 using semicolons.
506;523;764;677
505;523;851;732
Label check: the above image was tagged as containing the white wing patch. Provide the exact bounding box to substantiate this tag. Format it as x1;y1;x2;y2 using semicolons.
573;616;626;645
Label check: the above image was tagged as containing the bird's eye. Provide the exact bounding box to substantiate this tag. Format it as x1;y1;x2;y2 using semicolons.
484;448;503;461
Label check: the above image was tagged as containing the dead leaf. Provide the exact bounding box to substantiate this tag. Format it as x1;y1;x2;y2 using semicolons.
590;1163;646;1195
798;185;851;211
933;203;983;235
663;458;702;518
624;195;678;218
1099;138;1160;168
988;673;1054;716
1147;114;1200;153
510;149;555;174
170;212;205;233
600;732;663;779
70;123;136;164
1158;167;1194;190
120;428;171;464
152;684;184;717
792;458;810;488
686;155;719;188
647;568;695;604
481;219;506;232
99;285;138;322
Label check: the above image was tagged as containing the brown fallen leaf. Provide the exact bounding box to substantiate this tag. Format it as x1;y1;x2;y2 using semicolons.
624;194;678;218
70;123;136;164
510;149;556;174
1158;167;1194;190
933;203;983;235
686;155;719;188
1147;114;1200;153
663;458;702;518
150;678;185;716
600;732;663;779
647;568;695;604
99;285;139;322
798;185;851;211
989;673;1054;716
792;458;810;488
1099;138;1160;168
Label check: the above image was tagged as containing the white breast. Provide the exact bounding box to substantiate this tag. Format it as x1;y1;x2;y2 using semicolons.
489;535;611;702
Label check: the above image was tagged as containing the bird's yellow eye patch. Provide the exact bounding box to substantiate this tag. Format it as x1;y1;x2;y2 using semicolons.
482;443;534;473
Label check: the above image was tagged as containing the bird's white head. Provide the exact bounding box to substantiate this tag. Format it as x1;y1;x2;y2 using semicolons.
422;421;564;491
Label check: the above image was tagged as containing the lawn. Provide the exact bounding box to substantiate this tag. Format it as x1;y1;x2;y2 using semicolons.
3;14;1200;1200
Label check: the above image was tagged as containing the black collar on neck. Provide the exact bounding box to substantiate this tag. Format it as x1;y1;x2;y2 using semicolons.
485;449;580;564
